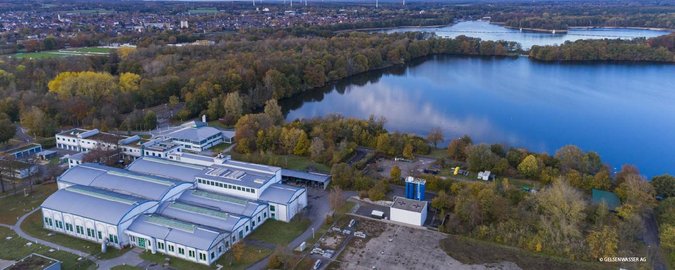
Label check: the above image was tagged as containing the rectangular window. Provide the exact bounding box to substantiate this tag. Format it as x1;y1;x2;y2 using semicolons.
109;234;118;244
76;225;84;234
158;242;165;250
189;250;195;258
65;223;73;231
199;253;206;261
270;205;275;211
178;247;185;255
98;231;103;239
168;245;175;252
86;228;93;237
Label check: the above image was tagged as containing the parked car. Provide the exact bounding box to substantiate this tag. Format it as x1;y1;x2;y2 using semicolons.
313;259;322;270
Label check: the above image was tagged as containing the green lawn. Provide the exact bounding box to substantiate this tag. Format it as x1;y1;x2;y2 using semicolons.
209;142;233;155
140;245;271;270
8;47;112;59
0;183;57;225
247;218;311;246
21;211;130;260
0;227;95;269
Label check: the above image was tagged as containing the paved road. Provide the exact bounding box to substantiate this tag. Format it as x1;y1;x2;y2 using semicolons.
246;188;354;270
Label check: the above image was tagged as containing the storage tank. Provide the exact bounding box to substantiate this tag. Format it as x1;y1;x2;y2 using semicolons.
405;176;426;201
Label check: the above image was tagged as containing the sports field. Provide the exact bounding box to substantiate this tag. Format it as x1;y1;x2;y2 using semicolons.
9;47;113;59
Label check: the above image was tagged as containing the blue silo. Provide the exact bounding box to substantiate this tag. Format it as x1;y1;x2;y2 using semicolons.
405;176;426;201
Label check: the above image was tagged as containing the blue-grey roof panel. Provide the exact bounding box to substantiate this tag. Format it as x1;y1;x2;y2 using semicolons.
178;189;266;218
127;214;224;250
127;157;206;183
41;185;148;224
281;169;331;183
259;183;304;204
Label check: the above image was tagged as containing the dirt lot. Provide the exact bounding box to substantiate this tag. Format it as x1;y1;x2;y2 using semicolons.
375;157;436;179
335;218;520;270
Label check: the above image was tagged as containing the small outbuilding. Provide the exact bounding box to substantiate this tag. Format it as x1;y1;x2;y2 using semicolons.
591;189;621;211
389;197;428;226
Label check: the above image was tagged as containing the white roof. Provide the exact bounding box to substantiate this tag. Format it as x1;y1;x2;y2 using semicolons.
127;214;225;251
127;157;206;182
259;183;305;204
167;126;222;143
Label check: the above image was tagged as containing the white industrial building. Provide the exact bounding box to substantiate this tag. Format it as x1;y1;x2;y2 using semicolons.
41;153;308;265
389;197;428;226
161;121;227;152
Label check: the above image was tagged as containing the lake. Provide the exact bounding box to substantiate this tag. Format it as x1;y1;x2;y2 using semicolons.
281;56;675;177
382;21;671;49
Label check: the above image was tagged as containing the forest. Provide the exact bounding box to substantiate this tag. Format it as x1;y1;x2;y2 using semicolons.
529;34;675;62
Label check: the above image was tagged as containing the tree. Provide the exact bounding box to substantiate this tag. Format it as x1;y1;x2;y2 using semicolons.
614;164;639;186
426;127;444;148
20;107;56;137
517;155;539;178
48;71;118;103
331;163;354;189
293;131;310;156
390;165;401;182
0;113;15;143
119;72;141;93
554;145;584;172
651;174;675;198
223;92;243;124
586;226;618;259
143;111;157;130
465;144;498;172
402;143;414;159
231;242;245;263
615;174;656;215
535;179;587;255
447;135;472;161
328;186;344;213
264;99;284;125
206;97;224;120
309;137;325;162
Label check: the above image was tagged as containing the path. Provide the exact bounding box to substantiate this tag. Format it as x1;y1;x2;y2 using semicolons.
11;208;96;261
643;212;667;270
97;248;145;270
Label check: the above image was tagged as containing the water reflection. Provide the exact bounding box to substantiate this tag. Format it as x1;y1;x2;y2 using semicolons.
280;56;675;176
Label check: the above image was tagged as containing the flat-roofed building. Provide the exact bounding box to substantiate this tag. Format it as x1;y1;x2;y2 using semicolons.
127;157;206;182
163;121;224;152
126;214;227;265
0;142;43;159
41;185;158;248
389;197;428;226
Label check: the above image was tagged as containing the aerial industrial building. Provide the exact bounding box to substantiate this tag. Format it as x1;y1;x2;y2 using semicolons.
389;176;428;226
39;153;308;265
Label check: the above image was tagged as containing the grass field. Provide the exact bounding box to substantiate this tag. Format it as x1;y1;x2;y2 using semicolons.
247;218;311;246
209;142;233;155
0;183;56;225
440;235;614;270
111;265;142;270
140;245;271;270
21;211;130;260
8;47;113;60
0;227;95;269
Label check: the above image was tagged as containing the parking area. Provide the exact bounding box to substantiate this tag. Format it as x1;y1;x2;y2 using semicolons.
375;157;437;179
334;220;520;270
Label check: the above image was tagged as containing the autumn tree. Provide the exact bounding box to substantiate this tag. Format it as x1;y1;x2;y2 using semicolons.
331;163;354;189
586;226;618;259
465;144;499;172
20;107;56;137
517;154;539;178
615;174;656;215
447;135;472;161
293;131;310;156
390;165;401;182
426;127;444;148
402;143;414;159
309;137;325;162
535;179;587;256
48;71;118;103
264;99;284;125
119;72;141;93
0;113;15;143
328;186;344;213
223;92;243;124
651;174;675;198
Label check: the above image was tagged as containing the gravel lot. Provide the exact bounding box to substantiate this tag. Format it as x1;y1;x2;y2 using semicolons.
336;220;521;270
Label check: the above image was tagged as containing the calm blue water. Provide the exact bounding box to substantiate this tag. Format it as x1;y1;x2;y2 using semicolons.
282;56;675;176
383;21;671;49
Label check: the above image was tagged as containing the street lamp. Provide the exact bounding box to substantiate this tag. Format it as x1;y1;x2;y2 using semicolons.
312;227;315;239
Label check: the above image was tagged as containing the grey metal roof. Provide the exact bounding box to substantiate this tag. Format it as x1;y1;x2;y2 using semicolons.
179;189;266;218
167;126;222;143
281;169;331;183
197;163;278;189
157;201;249;233
391;197;427;213
41;185;149;225
259;183;304;204
127;157;206;182
127;214;225;250
58;163;191;200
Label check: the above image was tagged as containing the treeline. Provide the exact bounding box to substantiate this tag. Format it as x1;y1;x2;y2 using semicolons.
499;13;675;30
0;31;518;137
529;36;675;62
